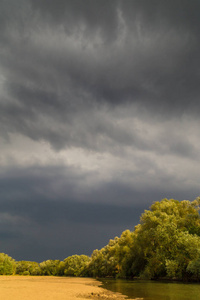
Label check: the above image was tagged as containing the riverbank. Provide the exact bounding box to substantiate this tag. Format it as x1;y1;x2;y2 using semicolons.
0;276;138;300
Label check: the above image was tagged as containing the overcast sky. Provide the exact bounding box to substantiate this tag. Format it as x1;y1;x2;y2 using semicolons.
0;0;200;262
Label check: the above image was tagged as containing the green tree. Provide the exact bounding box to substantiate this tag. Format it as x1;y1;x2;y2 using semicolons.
187;258;200;280
88;231;136;278
40;260;61;276
63;255;90;277
16;261;41;275
0;253;16;275
88;237;120;278
133;198;200;279
113;230;135;278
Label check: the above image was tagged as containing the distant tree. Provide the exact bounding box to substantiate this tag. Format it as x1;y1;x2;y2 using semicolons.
114;230;136;278
39;260;61;276
88;241;119;278
0;253;16;275
88;232;135;278
16;261;41;275
63;255;90;277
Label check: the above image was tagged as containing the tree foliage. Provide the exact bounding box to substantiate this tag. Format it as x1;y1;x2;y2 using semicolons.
63;255;90;277
39;260;62;276
16;261;41;275
87;197;200;280
134;198;200;279
0;253;16;275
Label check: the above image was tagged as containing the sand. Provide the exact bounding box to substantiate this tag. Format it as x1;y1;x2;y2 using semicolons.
0;276;139;300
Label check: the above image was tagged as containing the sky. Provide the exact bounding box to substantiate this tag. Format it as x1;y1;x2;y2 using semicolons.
0;0;200;262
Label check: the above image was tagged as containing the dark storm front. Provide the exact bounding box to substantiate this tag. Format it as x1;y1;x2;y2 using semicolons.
101;279;200;300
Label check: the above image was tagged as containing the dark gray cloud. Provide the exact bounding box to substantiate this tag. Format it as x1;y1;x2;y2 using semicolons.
0;164;144;261
0;0;200;261
30;0;119;40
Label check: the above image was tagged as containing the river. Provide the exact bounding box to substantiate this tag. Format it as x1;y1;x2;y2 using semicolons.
100;279;200;300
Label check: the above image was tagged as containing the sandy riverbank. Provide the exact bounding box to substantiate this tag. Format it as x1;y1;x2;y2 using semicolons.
0;276;139;300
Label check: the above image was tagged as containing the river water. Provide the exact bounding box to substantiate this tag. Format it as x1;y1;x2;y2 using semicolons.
100;279;200;300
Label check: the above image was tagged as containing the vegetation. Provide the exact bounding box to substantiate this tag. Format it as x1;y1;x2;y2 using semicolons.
1;198;200;281
0;253;16;275
62;255;90;277
16;261;41;275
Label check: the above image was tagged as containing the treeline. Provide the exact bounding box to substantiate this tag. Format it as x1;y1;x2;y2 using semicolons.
0;254;90;277
1;198;200;281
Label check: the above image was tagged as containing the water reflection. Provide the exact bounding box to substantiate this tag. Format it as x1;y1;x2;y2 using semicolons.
100;279;200;300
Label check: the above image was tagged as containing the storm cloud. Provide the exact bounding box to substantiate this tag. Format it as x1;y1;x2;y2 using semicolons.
0;0;200;262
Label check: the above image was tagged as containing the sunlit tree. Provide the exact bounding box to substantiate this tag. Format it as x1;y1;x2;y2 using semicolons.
0;253;16;275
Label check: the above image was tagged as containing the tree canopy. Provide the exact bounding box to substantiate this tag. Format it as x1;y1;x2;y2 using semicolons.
88;197;200;280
